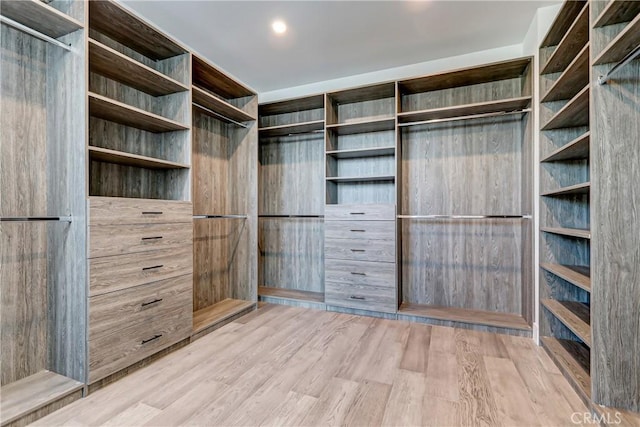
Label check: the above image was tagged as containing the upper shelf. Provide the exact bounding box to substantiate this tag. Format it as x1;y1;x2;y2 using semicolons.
326;117;395;135
88;92;189;133
542;131;590;162
192;86;255;123
89;146;189;170
542;44;590;103
398;96;531;124
327;82;395;104
326;146;395;159
542;86;589;131
259;120;324;138
541;4;589;75
192;55;255;100
259;94;325;116
541;226;591;240
593;13;640;65
540;0;588;47
89;0;187;61
0;0;83;39
88;39;188;97
594;0;640;27
541;182;590;197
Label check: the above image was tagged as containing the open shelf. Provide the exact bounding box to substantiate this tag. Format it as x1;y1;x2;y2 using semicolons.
593;13;640;65
326;146;395;159
594;0;640;28
540;0;587;48
326;175;395;183
258;120;324;138
326;117;395;135
541;299;591;347
258;286;324;303
398;96;531;124
0;0;83;39
0;370;84;426
89;146;188;170
541;226;591;239
541;4;589;75
542;86;589;130
88;92;189;133
192;55;255;100
192;86;255;123
541;263;591;292
542;44;590;102
327;82;395;104
399;303;532;331
542;131;590;162
88;39;187;97
259;94;325;116
192;299;255;334
88;0;186;60
541;182;590;197
541;337;591;401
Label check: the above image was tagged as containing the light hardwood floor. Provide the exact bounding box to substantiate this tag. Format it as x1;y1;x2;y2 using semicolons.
36;304;589;426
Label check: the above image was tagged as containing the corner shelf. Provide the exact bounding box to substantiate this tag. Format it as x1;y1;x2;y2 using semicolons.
541;4;590;74
88;92;189;133
88;39;188;97
258;120;324;138
258;286;325;303
541;299;591;347
192;299;255;335
593;13;640;65
594;0;640;28
398;96;531;124
541;337;591;402
325;117;395;135
0;0;83;39
326;146;395;159
541;226;591;239
541;263;591;292
326;175;395;183
542;86;589;130
88;146;189;170
542;44;590;102
541;182;590;197
192;86;254;123
541;131;590;162
398;303;532;331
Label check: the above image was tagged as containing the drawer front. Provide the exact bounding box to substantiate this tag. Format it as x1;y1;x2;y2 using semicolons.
325;259;396;288
89;197;192;225
325;221;395;241
89;274;192;340
325;281;396;313
89;223;193;258
325;204;395;221
90;246;192;296
325;238;395;262
89;309;191;383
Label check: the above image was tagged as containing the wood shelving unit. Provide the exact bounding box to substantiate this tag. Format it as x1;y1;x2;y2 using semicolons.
541;131;590;162
593;13;640;65
258;120;324;138
542;86;590;130
193;299;256;335
541;337;591;401
258;286;325;304
0;0;83;39
541;182;590;197
541;263;591;292
541;44;590;102
397;96;531;124
541;227;591;240
398;303;532;331
593;0;640;27
541;3;590;74
540;0;587;48
541;299;591;346
326;146;395;159
325;117;395;135
88;147;189;169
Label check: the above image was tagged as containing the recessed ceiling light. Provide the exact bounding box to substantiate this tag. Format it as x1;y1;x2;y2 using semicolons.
272;20;287;35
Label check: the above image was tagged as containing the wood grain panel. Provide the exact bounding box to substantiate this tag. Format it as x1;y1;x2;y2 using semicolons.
89;223;193;258
89;197;192;225
325;259;396;288
325;282;396;313
324;238;395;262
324;204;395;221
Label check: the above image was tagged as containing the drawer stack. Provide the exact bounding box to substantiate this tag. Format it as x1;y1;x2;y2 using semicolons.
88;198;193;383
324;204;397;313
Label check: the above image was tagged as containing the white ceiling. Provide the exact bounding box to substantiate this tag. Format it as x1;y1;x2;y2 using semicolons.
122;0;559;93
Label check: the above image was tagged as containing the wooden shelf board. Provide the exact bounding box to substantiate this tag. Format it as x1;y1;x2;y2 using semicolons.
193;299;255;334
88;92;189;133
541;226;591;239
541;4;590;74
258;286;324;303
88;39;188;97
541;182;590;197
89;146;188;170
541;0;587;47
593;13;640;65
326;117;395;135
541;44;590;102
326;175;395;183
0;0;83;39
594;0;640;28
327;82;395;104
541;299;591;347
259;94;325;116
192;86;255;123
326;146;395;159
541;263;591;292
398;303;532;331
258;120;324;138
542;86;589;130
398;96;531;124
541;131;590;162
540;337;591;402
192;55;255;100
88;0;186;60
0;370;84;425
398;57;531;94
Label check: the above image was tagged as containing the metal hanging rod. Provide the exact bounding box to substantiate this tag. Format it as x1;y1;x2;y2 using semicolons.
398;108;531;128
397;214;532;220
0;16;72;51
193;214;248;220
192;103;249;128
1;216;73;222
598;44;640;85
258;214;324;218
259;129;324;137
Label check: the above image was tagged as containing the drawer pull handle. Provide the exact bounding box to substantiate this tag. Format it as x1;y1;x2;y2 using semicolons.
350;249;365;252
141;298;163;307
350;229;366;232
351;272;366;276
141;236;163;241
142;264;164;271
349;296;366;300
350;212;365;215
142;211;163;215
141;334;163;345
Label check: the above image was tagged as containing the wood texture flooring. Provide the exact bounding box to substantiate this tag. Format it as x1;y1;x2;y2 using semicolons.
36;304;590;426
